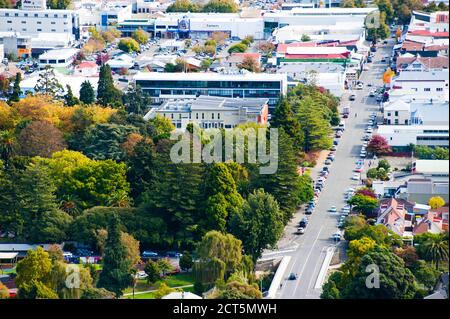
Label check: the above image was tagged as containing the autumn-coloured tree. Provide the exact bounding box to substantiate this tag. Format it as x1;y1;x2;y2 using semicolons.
237;56;261;73
17;120;67;157
396;27;402;39
428;196;446;209
367;134;392;155
121;133;144;156
356;187;377;199
211;31;228;45
382;67;396;84
257;41;275;56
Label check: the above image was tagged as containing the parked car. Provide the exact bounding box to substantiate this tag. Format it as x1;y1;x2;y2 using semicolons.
332;232;342;241
166;251;183;258
351;173;360;180
297;227;305;234
325;159;332;165
142;251;158;258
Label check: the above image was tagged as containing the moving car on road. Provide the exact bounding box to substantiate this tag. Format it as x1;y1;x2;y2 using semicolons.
349;94;356;101
288;273;298;280
329;206;337;213
351;173;360;180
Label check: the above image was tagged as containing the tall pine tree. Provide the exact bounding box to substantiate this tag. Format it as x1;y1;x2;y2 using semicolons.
97;213;132;297
79;80;95;104
97;64;122;107
8;73;22;103
270;98;304;151
64;85;80;106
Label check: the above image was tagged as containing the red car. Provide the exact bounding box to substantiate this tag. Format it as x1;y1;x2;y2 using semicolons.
354;166;364;173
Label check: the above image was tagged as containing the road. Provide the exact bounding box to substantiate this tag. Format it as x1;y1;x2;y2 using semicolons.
264;40;394;299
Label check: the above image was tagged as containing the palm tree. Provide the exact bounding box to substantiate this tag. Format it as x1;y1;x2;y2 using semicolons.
423;233;449;270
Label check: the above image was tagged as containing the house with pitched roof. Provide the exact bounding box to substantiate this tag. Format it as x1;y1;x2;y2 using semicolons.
376;198;415;242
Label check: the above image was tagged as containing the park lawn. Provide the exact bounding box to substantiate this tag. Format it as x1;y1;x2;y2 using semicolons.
125;283;196;299
123;272;195;294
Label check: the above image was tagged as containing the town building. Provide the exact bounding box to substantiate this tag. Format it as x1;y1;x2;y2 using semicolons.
143;95;269;130
38;48;80;69
390;69;449;95
396;53;448;73
74;61;99;77
382;99;449;126
0;0;80;54
377;125;449;147
134;71;288;108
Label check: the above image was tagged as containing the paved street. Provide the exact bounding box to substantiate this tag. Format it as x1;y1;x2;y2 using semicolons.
264;40;395;299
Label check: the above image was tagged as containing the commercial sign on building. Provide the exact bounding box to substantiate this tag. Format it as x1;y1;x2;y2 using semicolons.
21;0;46;10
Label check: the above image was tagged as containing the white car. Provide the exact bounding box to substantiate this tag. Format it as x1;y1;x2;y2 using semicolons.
329;206;338;213
136;271;148;279
297;227;305;234
362;141;368;147
351;173;360;180
366;127;373;133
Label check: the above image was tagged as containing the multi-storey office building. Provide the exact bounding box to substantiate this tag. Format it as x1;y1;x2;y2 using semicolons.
134;72;288;109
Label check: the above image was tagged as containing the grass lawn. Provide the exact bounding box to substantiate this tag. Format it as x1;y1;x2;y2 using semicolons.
123;272;195;294
125;282;196;299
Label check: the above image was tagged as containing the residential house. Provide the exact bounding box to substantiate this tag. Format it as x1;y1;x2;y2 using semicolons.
396;53;448;73
376;198;415;242
74;61;98;77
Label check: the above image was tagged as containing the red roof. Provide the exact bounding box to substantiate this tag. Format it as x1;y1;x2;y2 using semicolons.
76;61;98;69
408;30;449;38
284;53;350;59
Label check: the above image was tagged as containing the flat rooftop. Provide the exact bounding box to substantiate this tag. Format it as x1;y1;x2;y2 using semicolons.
159;96;268;113
134;72;288;82
39;48;79;60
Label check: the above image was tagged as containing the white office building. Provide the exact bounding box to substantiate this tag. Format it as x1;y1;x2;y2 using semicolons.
391;70;449;95
0;0;80;53
38;48;79;69
377;125;449;147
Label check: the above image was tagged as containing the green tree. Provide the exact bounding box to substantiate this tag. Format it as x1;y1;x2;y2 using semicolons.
179;252;193;271
421;233;449;269
215;281;262;299
79;80;95;105
203;0;239;13
131;28;149;45
228;43;248;54
47;0;71;9
203;163;244;232
411;260;439;292
16;247;56;299
377;159;390;171
348;194;378;216
118;38;140;53
194;231;243;284
257;129;305;222
144;260;161;284
297;97;332;152
123;84;149;115
166;0;200;12
97;64;123;107
64;85;80;106
34;66;64;98
229;189;284;262
8;73;22;103
341;247;417;299
376;0;394;24
300;34;311;42
97;214;133;297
